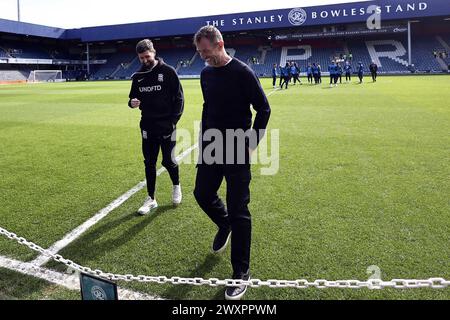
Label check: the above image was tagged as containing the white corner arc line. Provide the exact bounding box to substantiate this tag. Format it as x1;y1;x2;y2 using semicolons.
0;255;162;300
32;143;198;267
267;87;281;97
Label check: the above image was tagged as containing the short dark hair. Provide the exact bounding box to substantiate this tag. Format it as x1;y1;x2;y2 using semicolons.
136;39;156;54
193;25;223;45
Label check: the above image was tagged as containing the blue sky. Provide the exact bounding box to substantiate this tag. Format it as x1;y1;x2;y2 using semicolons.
0;0;371;28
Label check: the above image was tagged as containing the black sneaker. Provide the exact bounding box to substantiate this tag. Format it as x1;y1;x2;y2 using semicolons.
225;270;251;300
212;227;231;253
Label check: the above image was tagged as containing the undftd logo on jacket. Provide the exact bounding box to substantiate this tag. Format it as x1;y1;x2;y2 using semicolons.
139;85;162;92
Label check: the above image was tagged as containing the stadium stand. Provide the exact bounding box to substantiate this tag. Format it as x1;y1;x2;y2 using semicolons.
412;37;448;72
90;52;134;79
251;47;282;76
160;48;195;70
0;46;10;58
1;41;52;59
178;51;205;76
2;36;450;82
0;70;28;81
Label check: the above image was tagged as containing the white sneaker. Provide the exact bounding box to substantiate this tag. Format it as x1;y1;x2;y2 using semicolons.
172;185;182;205
137;196;158;215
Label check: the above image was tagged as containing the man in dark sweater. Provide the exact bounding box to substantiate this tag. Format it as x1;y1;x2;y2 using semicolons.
369;61;378;82
193;26;271;300
128;39;184;215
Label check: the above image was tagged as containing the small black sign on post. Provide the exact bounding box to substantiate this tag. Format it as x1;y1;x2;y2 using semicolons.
80;273;118;300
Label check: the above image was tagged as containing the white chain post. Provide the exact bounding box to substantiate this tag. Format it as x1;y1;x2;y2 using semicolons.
1;226;449;290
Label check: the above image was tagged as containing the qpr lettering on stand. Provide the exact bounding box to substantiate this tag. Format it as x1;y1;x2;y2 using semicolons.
139;85;162;93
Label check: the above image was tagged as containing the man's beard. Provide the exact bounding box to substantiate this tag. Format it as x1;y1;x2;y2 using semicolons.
143;60;156;70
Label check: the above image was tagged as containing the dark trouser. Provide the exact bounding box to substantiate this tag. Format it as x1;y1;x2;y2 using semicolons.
194;163;252;275
318;74;322;83
280;76;289;89
279;76;283;86
330;74;339;84
338;74;342;83
346;72;351;81
371;72;377;81
292;74;300;84
307;74;313;83
142;129;179;198
272;76;277;87
313;74;318;84
358;73;363;82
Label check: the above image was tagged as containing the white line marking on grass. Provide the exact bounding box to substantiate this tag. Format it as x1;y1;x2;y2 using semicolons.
0;255;162;300
32;143;198;267
267;87;281;96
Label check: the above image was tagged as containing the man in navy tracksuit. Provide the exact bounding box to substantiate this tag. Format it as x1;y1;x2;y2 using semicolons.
128;39;184;215
337;63;343;84
317;64;322;83
312;63;319;84
307;63;313;84
290;62;300;85
328;61;338;87
357;62;364;83
280;63;289;89
286;62;292;84
194;25;271;300
272;63;278;88
344;62;352;82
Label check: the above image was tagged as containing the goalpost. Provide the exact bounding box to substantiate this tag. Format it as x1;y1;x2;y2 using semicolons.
27;70;65;83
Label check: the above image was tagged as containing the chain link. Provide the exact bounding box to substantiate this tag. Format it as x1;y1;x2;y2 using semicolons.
1;226;448;289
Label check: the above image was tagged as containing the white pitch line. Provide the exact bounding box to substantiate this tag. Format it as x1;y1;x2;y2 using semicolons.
267;87;281;96
0;255;162;300
32;143;198;267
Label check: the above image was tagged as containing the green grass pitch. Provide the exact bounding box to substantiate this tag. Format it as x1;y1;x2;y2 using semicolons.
0;76;449;300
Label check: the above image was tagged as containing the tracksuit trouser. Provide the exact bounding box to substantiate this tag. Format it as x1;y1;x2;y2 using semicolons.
142;129;179;198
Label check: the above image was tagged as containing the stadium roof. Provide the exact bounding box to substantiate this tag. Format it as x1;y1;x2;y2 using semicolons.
1;0;449;42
